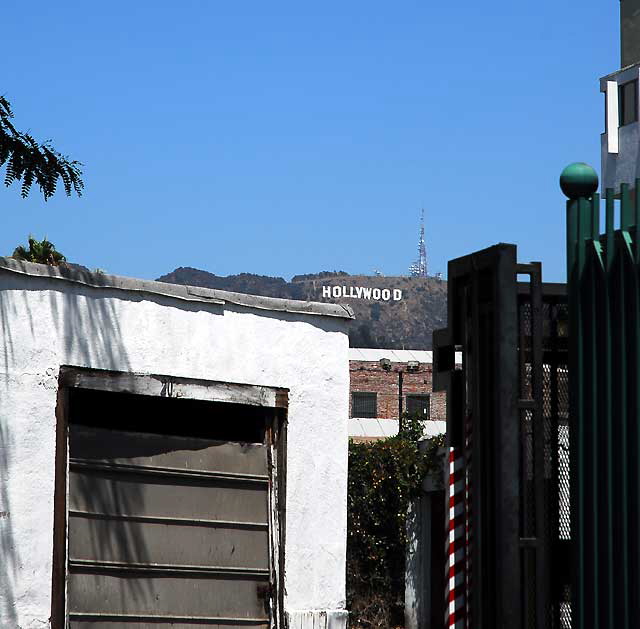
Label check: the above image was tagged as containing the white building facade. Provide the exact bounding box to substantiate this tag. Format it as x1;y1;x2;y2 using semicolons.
0;258;353;629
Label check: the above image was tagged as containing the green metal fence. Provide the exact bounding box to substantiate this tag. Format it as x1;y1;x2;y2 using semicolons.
562;163;640;629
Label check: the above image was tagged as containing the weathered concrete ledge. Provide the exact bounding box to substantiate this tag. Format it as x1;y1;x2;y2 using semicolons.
0;257;355;319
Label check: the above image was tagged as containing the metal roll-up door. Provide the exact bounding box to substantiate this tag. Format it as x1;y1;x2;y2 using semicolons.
67;426;271;629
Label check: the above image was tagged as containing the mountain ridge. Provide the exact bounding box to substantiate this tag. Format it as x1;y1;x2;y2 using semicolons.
157;267;447;349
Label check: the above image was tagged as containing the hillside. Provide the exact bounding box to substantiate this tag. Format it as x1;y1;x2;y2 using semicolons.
157;268;447;349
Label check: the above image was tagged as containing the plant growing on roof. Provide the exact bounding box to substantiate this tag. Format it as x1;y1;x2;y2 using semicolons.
0;95;83;200
12;236;66;266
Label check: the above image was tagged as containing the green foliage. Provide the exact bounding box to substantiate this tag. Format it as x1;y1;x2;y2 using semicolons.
0;95;83;200
12;236;66;266
347;415;445;628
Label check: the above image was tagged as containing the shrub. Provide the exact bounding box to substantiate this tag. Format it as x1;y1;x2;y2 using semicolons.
346;416;444;628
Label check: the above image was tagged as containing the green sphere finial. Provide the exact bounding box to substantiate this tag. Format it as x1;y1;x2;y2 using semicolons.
560;163;599;199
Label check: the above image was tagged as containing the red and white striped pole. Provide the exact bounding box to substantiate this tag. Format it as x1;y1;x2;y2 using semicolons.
445;446;466;628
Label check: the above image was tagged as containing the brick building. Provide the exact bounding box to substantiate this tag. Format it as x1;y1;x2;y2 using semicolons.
348;348;460;440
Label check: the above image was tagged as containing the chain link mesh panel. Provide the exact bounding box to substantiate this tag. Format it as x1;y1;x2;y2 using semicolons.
518;293;571;629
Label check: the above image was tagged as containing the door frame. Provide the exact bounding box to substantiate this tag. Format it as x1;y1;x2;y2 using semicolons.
51;365;289;629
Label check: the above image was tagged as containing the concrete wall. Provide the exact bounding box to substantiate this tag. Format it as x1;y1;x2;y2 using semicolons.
622;0;640;67
600;64;640;193
0;264;351;629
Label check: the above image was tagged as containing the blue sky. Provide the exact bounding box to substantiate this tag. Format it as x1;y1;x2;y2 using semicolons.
2;1;617;282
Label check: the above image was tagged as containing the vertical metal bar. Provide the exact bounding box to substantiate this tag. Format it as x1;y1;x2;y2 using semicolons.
615;231;630;629
604;188;616;629
578;197;598;629
596;193;615;629
469;272;486;629
530;263;547;629
466;277;483;629
517;290;531;629
496;247;521;629
591;193;600;239
604;189;615;629
632;183;640;628
632;196;640;628
518;288;534;629
621;228;639;629
398;370;404;426
547;299;561;629
566;195;584;629
583;232;603;629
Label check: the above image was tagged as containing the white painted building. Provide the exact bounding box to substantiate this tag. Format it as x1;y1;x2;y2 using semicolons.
0;257;354;629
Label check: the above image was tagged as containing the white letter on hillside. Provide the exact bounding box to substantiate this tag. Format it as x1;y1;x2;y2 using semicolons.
322;286;331;298
393;289;402;300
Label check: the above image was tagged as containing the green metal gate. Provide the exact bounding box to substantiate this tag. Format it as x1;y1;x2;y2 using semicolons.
562;164;640;629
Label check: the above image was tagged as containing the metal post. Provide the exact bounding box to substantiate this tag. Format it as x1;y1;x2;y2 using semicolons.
399;369;404;425
434;244;521;629
560;163;613;629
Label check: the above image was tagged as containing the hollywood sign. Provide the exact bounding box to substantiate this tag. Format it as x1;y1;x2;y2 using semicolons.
322;286;403;301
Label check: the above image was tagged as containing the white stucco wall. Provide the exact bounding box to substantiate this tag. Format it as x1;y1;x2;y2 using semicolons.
0;266;351;629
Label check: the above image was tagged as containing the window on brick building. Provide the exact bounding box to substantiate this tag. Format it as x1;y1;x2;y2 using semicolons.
406;394;430;419
352;392;377;418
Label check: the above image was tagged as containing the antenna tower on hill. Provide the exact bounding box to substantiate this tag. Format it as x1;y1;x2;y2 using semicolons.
409;209;428;277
